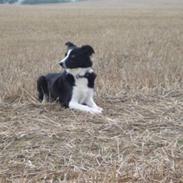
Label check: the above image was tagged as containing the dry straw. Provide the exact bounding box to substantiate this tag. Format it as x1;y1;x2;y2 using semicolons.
0;4;183;182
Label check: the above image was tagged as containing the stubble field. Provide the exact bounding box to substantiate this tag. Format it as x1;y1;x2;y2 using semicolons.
0;3;183;182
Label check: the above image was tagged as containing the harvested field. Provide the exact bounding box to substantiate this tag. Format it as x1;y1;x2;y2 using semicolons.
0;2;183;182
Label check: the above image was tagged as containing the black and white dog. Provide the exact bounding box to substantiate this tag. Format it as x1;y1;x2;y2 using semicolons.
37;42;103;114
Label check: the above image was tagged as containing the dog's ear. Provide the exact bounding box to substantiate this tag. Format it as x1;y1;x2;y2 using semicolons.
65;42;77;50
81;45;95;56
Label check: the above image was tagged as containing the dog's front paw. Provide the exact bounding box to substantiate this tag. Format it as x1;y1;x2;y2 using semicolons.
96;106;103;113
90;107;103;114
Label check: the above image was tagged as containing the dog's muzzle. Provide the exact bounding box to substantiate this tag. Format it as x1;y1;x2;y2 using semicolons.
59;58;67;68
59;62;66;68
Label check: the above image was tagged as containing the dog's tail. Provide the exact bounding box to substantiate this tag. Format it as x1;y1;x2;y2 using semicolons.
37;76;49;102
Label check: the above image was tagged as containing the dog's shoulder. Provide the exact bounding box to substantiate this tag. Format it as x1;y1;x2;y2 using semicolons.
65;72;75;86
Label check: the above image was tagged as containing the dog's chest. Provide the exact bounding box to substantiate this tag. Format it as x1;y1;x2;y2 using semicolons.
72;78;93;103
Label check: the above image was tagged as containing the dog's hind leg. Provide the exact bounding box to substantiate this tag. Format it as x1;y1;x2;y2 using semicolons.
37;76;49;103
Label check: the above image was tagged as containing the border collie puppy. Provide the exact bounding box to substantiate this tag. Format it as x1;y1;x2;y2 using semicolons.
37;42;103;114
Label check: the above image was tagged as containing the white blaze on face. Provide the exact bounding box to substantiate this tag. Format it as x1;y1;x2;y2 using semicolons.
58;49;72;66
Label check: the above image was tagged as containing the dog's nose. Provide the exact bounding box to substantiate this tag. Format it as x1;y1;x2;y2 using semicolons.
59;62;66;68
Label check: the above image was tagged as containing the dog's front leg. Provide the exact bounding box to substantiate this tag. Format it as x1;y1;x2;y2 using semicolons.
69;101;101;114
85;97;103;113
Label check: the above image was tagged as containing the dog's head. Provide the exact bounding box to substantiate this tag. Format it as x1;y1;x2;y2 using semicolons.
59;42;95;69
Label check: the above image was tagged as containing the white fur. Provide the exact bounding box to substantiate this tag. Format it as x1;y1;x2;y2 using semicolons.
68;68;103;114
66;67;93;77
58;49;72;65
58;49;102;114
42;95;48;104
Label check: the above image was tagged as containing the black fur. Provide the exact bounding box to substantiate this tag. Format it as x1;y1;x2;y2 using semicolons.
37;42;96;108
37;76;48;102
65;42;77;50
84;72;97;88
37;71;97;107
60;44;94;69
37;72;74;107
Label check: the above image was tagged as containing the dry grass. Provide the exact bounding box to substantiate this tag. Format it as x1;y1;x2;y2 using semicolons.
0;3;183;182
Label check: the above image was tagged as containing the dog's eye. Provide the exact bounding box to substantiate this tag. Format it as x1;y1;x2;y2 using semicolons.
65;53;67;56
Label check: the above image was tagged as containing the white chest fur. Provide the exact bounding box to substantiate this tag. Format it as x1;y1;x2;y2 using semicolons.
67;67;102;113
72;78;94;104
